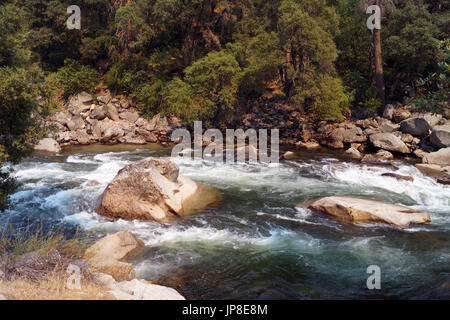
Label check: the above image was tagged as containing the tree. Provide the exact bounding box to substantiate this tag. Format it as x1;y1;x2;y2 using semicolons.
384;0;439;100
0;2;43;210
336;0;378;115
360;0;395;108
163;50;242;125
415;39;449;114
278;0;351;121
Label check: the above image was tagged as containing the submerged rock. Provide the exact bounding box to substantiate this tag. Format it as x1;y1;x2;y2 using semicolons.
98;157;219;223
381;172;414;182
308;196;431;228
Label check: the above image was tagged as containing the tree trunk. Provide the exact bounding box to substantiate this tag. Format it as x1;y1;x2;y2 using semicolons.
373;0;385;107
182;32;194;67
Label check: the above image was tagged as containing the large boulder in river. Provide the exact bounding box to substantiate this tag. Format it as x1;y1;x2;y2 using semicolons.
34;138;61;153
98;157;218;223
308;196;431;228
369;133;410;153
430;126;450;148
422;147;450;166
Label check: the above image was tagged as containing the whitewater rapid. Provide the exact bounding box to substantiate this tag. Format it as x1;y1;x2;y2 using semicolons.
2;146;450;299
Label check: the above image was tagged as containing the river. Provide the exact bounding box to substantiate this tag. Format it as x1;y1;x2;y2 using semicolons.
2;144;450;299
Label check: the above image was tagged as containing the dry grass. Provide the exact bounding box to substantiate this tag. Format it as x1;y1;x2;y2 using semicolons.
0;270;115;300
0;223;116;300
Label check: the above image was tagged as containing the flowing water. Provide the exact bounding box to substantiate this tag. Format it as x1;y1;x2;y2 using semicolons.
2;144;450;299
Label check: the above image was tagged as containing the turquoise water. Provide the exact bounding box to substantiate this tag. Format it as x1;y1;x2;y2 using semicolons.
2;145;450;299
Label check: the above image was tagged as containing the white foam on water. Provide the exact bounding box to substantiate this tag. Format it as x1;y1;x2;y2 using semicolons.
326;161;450;208
173;156;334;195
65;208;316;257
13;162;79;182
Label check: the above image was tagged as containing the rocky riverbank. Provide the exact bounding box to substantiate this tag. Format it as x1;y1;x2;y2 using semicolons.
36;92;450;183
43;91;180;149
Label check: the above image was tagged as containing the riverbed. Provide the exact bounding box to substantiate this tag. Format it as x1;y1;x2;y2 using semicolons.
2;144;450;299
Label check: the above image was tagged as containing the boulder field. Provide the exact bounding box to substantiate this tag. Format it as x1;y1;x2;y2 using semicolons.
98;157;220;223
306;196;431;229
36;91;179;152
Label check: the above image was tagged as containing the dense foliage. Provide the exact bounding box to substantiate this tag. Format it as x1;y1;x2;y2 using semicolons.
0;3;44;210
3;0;447;121
0;0;448;208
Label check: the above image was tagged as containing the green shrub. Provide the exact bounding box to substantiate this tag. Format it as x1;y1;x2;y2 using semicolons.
56;59;99;99
292;73;352;122
414;39;449;114
105;58;148;95
133;77;167;117
162;50;242;125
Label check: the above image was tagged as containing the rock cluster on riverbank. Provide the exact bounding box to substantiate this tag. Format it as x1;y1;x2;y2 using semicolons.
238;100;450;179
43;91;180;148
